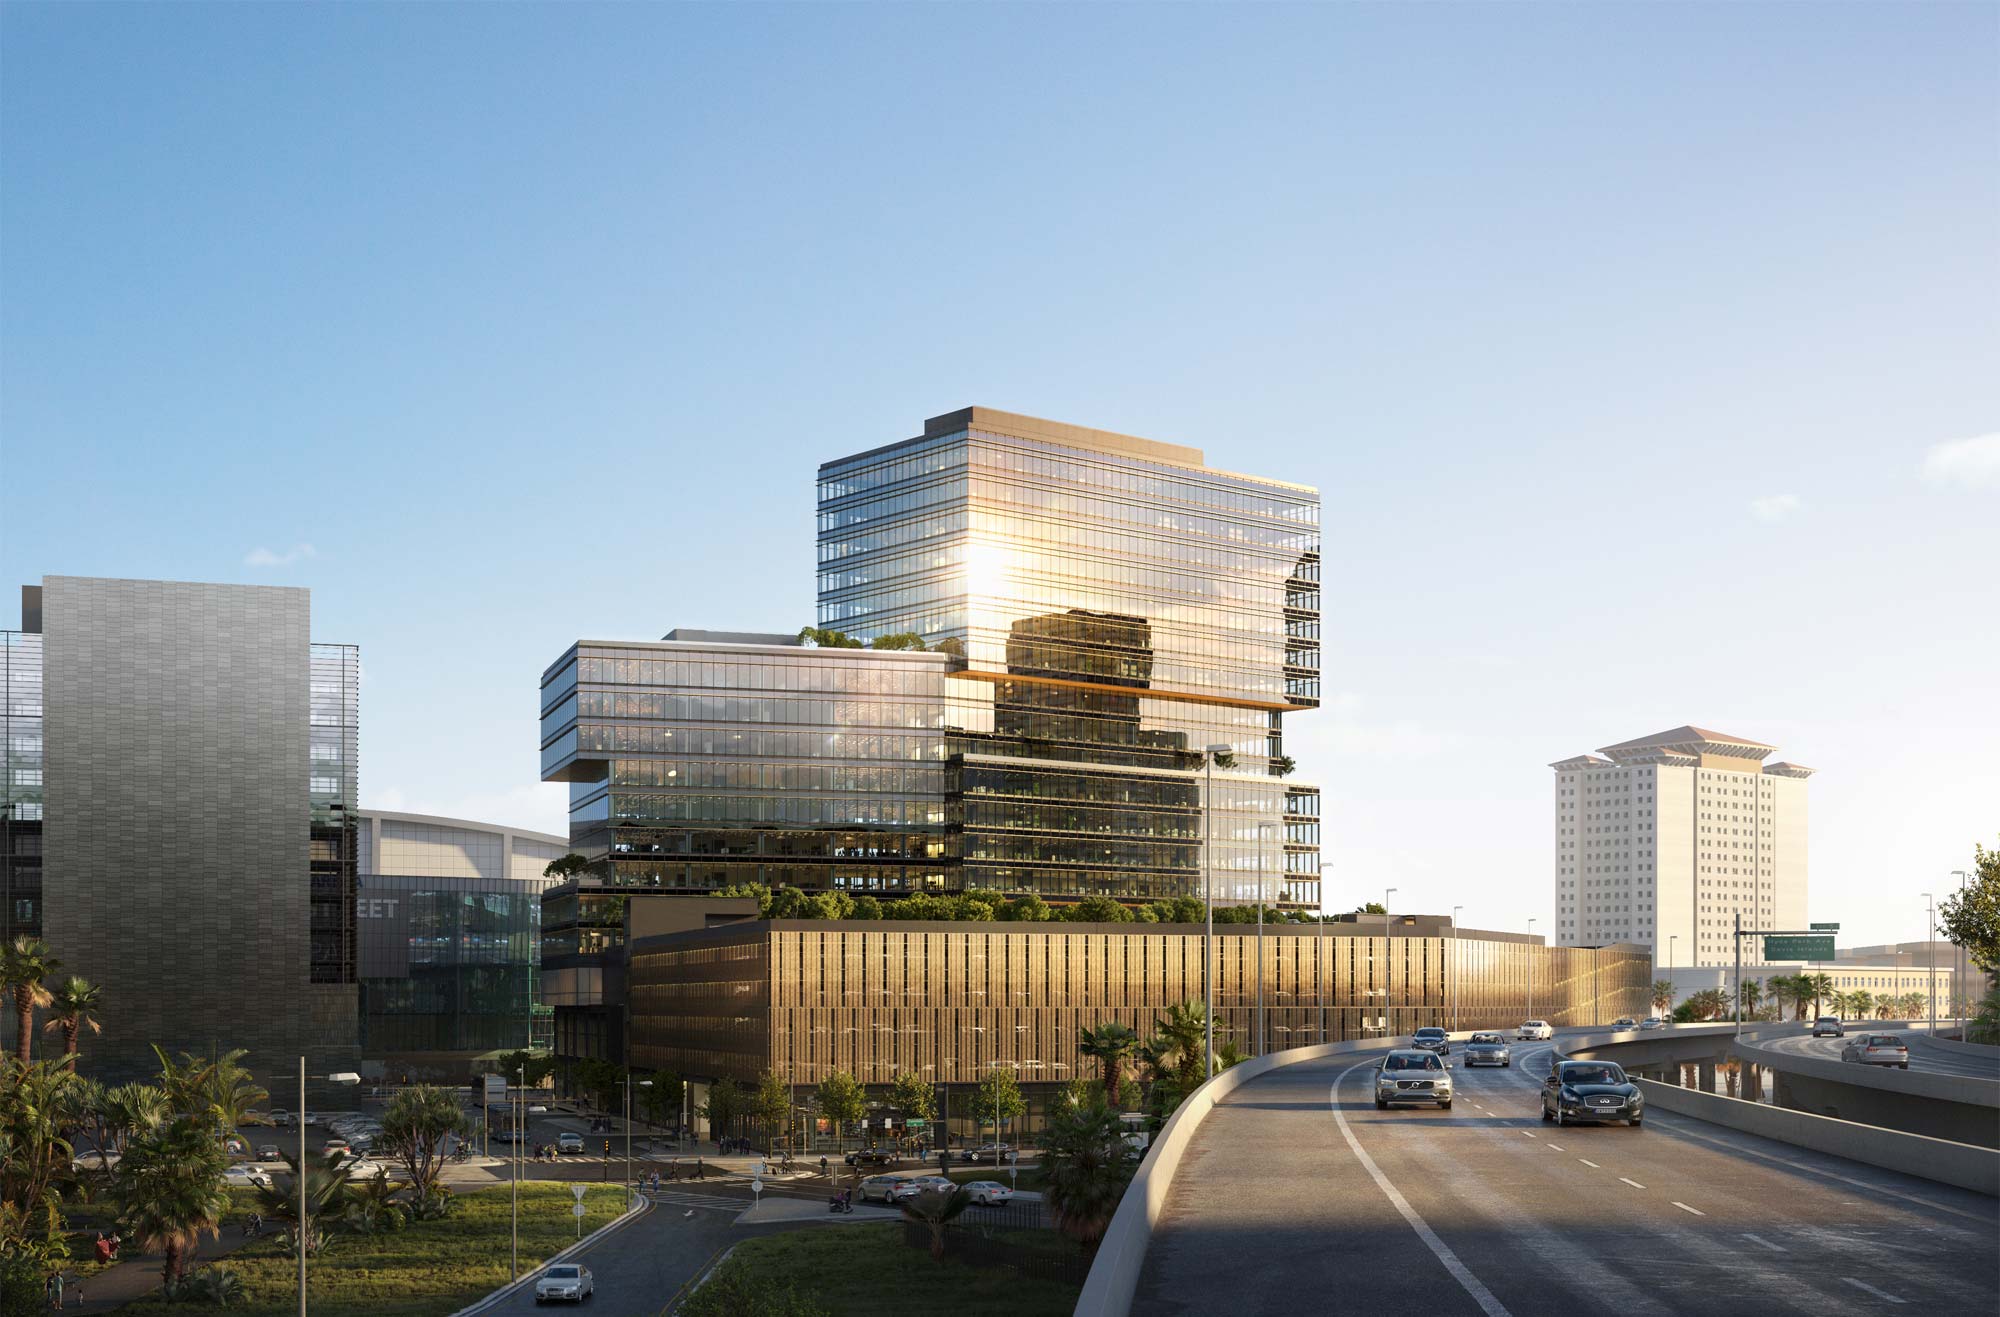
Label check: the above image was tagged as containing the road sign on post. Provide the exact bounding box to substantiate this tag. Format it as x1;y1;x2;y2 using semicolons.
1809;922;1840;931
1764;935;1835;960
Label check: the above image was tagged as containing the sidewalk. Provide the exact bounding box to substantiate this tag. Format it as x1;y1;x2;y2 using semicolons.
58;1226;258;1310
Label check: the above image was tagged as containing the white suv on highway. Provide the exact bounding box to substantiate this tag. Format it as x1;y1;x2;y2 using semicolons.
1516;1020;1553;1041
1812;1016;1844;1038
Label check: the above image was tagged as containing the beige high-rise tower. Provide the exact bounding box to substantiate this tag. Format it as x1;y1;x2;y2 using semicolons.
1551;726;1811;971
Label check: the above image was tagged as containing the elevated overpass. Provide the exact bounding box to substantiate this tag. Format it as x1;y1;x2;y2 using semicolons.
1081;1028;1999;1317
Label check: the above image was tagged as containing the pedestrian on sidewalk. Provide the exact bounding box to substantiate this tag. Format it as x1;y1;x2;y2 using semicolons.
45;1271;63;1312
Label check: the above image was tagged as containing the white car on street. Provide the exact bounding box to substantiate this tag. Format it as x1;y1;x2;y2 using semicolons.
533;1263;593;1304
887;1175;956;1203
1516;1020;1553;1041
224;1164;275;1189
963;1180;1014;1205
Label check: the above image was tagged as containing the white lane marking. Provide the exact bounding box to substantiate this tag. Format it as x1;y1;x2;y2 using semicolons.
1520;1130;1538;1138
1329;1065;1514;1317
1840;1278;1906;1304
1671;1201;1704;1216
1740;1233;1786;1252
1578;1159;1599;1168
1546;1144;1564;1151
1618;1177;1646;1189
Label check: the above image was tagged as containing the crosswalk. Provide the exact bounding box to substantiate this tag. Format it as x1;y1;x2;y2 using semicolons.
642;1187;749;1213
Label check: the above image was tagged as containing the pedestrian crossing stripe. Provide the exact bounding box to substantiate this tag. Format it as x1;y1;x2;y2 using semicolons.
646;1190;746;1211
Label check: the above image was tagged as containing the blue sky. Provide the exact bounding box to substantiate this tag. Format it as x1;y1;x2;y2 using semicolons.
4;2;1994;944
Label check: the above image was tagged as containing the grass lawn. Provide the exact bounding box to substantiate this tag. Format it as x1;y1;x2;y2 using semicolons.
691;1221;1083;1316
118;1182;629;1316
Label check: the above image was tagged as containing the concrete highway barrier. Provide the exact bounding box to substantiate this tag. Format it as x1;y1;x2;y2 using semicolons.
1631;1077;1999;1196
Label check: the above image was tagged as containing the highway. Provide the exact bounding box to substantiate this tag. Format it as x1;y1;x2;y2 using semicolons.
1747;1027;2000;1081
1136;1041;2000;1315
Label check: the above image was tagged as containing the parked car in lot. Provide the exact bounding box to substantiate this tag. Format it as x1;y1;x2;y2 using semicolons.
966;1143;1015;1164
533;1263;593;1304
962;1180;1014;1206
257;1145;282;1162
1463;1033;1512;1067
1374;1050;1453;1110
1840;1034;1909;1068
845;1147;899;1168
1411;1027;1451;1055
322;1138;350;1156
342;1158;387;1179
557;1132;584;1154
1611;1018;1638;1030
1541;1060;1643;1128
1516;1020;1553;1041
224;1164;275;1189
1639;1017;1666;1030
269;1109;293;1129
1813;1016;1845;1038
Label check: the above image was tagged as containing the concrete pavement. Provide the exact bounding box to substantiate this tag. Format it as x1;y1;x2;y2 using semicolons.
1137;1041;2000;1316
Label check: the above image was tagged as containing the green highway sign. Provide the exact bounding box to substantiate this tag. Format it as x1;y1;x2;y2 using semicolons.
1765;935;1835;961
1809;922;1840;931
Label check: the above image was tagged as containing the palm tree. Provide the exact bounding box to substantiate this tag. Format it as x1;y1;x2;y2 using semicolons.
0;937;59;1065
1809;974;1835;1017
1739;979;1763;1018
1152;1001;1210;1093
1077;1023;1139;1110
1039;1096;1138;1249
1848;989;1874;1022
1650;980;1675;1014
94;1082;170;1171
254;1150;358;1257
115;1115;231;1287
900;1184;972;1261
153;1046;267;1135
41;976;102;1058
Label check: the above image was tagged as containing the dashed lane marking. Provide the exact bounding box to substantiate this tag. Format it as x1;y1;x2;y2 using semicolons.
1740;1233;1786;1253
1578;1159;1599;1168
1618;1177;1646;1190
1329;1065;1513;1317
1546;1144;1563;1151
1840;1278;1906;1305
1672;1202;1705;1216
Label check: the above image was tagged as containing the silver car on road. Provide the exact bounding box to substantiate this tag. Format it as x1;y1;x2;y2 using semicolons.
1374;1049;1453;1110
1463;1032;1513;1067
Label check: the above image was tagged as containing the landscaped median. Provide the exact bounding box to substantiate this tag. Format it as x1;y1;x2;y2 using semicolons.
117;1183;629;1317
671;1221;1085;1316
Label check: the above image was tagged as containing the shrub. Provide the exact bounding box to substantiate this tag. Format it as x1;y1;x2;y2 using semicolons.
680;1263;829;1316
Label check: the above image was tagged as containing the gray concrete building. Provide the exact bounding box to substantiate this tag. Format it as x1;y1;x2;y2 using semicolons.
7;577;361;1079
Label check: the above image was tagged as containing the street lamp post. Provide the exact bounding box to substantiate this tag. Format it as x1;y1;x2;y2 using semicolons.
1451;906;1463;1036
623;1076;653;1194
512;1064;524;1280
1256;821;1272;1056
1950;870;1970;1032
1202;743;1231;1081
1527;918;1538;1026
267;1062;361;1317
1317;886;1328;1046
1924;894;1936;1037
1383;887;1398;1038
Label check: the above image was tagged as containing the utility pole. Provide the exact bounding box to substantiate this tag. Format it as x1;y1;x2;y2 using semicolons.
1527;917;1537;1025
1202;744;1230;1081
1924;893;1936;1038
1384;888;1398;1038
1733;912;1743;1039
1451;906;1463;1036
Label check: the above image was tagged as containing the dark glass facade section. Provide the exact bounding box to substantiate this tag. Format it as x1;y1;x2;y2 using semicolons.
357;873;542;1067
628;921;1651;1095
310;644;360;985
1;630;42;941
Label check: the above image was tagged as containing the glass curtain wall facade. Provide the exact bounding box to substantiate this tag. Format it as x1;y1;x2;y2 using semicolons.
541;636;955;894
628;921;1650;1136
357;874;543;1068
817;408;1323;908
1;626;42;942
310;644;360;985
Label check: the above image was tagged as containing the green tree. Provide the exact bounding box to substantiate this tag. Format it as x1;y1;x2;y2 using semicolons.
868;631;928;651
251;1149;356;1259
1354;902;1385;916
1650;980;1675;1014
969;1068;1025;1149
1066;895;1134;923
1077;1022;1139;1110
1809;973;1835;1017
1939;840;2000;976
1054;1074;1100;1114
0;1058;88;1261
377;1085;475;1200
493;1049;556;1088
639;1071;683;1126
0;937;58;1065
813;1071;866;1153
152;1046;267;1138
1848;988;1874;1021
888;1070;936;1125
542;853;593;880
1739;978;1763;1017
1153;1001;1211;1092
801;891;855;921
1004;893;1053;922
900;1183;972;1260
847;895;883;920
700;1078;742;1141
1039;1095;1138;1249
796;626;863;648
115;1115;231;1286
40;976;101;1059
751;1071;793;1151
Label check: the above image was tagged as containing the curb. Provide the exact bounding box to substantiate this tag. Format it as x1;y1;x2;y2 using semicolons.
449;1189;653;1317
658;1241;737;1315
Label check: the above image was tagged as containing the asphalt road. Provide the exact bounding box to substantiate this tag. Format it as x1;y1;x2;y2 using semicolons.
1137;1041;2000;1316
1747;1027;2000;1081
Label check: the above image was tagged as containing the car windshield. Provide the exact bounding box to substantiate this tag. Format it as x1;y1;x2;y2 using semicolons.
1470;1034;1501;1044
1415;1029;1445;1038
546;1267;579;1279
1561;1064;1624;1086
1817;1017;1837;1024
1384;1054;1441;1071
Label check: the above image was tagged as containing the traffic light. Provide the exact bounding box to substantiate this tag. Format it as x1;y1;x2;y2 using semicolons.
602;1139;611;1156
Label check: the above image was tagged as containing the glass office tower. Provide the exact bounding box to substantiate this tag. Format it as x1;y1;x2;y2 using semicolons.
817;407;1322;908
1;621;42;942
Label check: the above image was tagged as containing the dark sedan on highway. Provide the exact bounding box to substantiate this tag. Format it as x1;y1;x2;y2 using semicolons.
1411;1027;1451;1055
1541;1060;1643;1128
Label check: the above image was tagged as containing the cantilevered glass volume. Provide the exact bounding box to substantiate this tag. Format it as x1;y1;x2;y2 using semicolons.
817;407;1322;909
